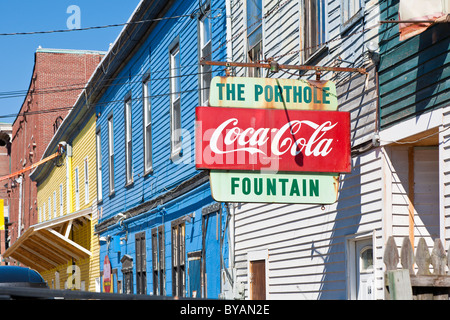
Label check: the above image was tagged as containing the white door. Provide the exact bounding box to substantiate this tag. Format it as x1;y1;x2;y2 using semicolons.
356;239;374;300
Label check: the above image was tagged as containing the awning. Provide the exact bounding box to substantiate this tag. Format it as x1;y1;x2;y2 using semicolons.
2;208;92;273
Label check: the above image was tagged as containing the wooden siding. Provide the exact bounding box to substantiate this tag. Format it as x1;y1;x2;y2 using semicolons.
96;0;227;221
71;114;97;210
227;0;383;299
35;113;100;292
378;0;450;129
232;149;384;299
229;0;380;147
36;161;66;222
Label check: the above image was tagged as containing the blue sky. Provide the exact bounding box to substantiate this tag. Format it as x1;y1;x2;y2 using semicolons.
0;0;141;124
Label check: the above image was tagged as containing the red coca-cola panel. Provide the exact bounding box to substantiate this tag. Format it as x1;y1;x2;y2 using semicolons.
195;106;351;173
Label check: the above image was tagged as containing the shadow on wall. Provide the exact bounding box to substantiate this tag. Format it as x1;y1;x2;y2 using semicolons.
317;157;362;300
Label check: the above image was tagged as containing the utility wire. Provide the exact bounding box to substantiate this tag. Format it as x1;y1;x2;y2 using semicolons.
0;14;193;36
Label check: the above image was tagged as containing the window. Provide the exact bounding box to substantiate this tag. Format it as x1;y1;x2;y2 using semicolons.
108;114;115;194
48;197;52;220
59;184;63;217
246;0;263;77
199;4;212;105
303;0;327;61
84;158;89;204
135;232;147;294
143;77;153;174
341;0;363;32
39;207;42;223
53;191;57;218
96;128;103;202
172;220;185;297
124;96;133;185
75;167;80;211
170;41;182;158
43;203;45;221
152;226;165;295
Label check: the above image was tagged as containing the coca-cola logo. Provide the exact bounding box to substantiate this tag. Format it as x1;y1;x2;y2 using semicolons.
195;107;351;173
210;118;337;158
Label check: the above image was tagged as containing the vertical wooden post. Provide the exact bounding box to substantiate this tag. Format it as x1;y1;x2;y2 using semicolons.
408;147;415;248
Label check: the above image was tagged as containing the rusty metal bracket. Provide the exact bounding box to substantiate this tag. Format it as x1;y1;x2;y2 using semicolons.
200;60;367;75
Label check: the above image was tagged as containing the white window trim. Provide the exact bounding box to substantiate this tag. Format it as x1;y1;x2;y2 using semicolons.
96;128;103;202
143;75;153;174
108;114;115;195
169;39;182;159
244;0;264;77
53;191;57;219
84;157;89;204
340;0;364;34
48;197;52;220
75;167;80;211
59;184;64;217
198;4;212;105
125;95;133;185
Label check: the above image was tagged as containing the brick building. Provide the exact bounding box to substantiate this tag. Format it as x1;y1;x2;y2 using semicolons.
7;48;104;258
0;122;12;265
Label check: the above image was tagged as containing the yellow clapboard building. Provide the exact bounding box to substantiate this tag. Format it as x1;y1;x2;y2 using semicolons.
4;107;101;292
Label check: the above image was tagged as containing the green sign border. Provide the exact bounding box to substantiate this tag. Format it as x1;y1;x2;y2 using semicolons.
210;171;339;204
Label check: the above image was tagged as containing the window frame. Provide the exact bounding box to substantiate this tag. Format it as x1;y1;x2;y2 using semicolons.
152;225;165;296
340;0;364;33
53;191;57;218
171;218;186;298
59;183;64;217
301;0;328;63
124;94;133;186
142;74;153;175
198;2;212;105
48;197;52;220
245;0;264;77
96;128;103;202
135;231;147;294
107;113;115;195
169;39;182;159
84;157;89;204
75;166;80;211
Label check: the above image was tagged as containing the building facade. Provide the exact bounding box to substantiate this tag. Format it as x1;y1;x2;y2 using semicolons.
4;100;102;291
90;0;229;297
0;122;12;265
8;48;104;252
222;0;450;300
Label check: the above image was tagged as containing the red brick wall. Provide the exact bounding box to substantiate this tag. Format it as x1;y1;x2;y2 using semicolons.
8;49;104;247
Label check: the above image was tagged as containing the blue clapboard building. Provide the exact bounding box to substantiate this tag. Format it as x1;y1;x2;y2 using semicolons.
91;0;228;297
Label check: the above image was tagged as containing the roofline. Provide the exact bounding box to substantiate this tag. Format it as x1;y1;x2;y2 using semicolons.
31;0;174;182
12;48;106;128
35;48;107;55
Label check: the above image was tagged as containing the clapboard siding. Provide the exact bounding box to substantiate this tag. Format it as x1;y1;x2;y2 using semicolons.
233;148;384;299
97;0;228;221
378;0;450;129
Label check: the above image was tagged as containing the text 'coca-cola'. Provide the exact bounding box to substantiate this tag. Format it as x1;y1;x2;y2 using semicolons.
195;106;351;173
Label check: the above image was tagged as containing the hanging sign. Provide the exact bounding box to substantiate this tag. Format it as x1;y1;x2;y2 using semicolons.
209;76;338;110
210;171;339;204
195;106;351;173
